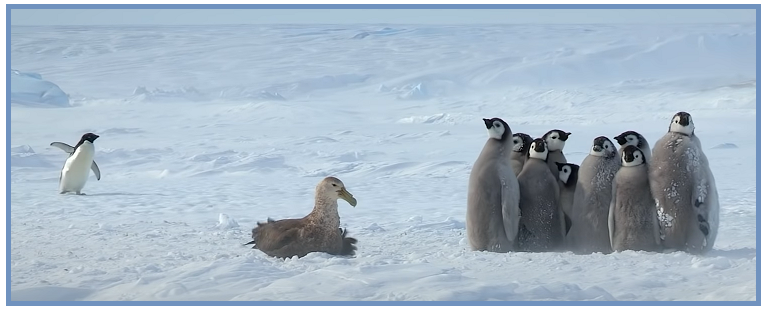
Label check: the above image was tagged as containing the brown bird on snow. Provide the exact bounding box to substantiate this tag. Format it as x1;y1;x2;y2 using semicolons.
244;176;359;259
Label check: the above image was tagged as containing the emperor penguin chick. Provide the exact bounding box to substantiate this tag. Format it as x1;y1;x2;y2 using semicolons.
649;111;719;254
510;132;533;177
466;117;522;252
608;145;662;252
567;136;620;254
542;129;571;181
556;162;579;239
615;130;652;164
517;138;564;252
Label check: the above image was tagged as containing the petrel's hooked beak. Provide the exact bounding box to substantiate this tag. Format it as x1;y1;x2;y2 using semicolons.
338;187;357;207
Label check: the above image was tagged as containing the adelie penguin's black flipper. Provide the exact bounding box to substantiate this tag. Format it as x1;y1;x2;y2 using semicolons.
50;142;75;154
91;161;101;180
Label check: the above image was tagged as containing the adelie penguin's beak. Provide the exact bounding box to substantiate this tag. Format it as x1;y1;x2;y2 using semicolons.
483;118;493;129
338;187;357;207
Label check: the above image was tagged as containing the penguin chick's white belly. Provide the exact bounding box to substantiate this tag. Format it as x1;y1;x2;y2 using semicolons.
60;142;95;193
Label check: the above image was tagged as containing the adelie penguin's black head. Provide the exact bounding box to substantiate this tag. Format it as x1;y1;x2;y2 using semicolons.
621;145;645;167
555;162;579;186
483;117;511;142
80;132;100;143
527;138;548;160
614;130;643;147
512;133;533;153
590;136;616;157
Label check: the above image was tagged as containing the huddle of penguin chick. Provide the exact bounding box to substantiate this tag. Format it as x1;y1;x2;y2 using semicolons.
467;111;719;256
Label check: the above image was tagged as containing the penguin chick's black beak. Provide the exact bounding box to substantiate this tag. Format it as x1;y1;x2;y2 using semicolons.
483;118;493;129
592;145;602;152
623;152;634;163
678;114;690;126
534;143;546;153
614;136;626;145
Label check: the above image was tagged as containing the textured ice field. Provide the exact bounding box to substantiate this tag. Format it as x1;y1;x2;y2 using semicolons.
9;23;758;301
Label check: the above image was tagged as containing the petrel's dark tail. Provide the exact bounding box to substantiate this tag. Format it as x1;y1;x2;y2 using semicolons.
339;228;358;256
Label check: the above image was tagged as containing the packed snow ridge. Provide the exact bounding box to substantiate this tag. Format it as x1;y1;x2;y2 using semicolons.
10;69;70;107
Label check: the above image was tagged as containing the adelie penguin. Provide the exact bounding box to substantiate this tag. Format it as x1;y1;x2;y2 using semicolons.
466;117;521;253
648;111;719;254
50;133;102;195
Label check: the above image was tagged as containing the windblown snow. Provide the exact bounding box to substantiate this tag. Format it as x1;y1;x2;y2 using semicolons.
10;23;757;302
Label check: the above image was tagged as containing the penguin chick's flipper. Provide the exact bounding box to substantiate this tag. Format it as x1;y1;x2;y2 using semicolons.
697;214;709;237
653;210;662;247
607;180;618;250
564;212;572;236
501;177;521;245
691;172;712;250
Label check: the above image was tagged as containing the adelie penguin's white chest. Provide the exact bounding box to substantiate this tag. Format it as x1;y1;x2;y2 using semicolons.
60;142;96;192
64;142;95;171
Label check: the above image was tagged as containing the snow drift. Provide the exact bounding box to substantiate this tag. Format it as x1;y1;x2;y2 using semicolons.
10;69;70;107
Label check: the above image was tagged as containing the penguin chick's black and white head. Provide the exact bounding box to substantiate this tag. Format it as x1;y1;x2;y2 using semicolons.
542;129;571;152
668;111;695;136
527;138;548;161
614;130;645;148
512;132;533;153
556;162;580;186
589;136;616;158
483;118;511;141
621;145;645;167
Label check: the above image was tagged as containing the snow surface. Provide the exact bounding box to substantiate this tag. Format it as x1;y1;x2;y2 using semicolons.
9;23;757;302
9;69;70;107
